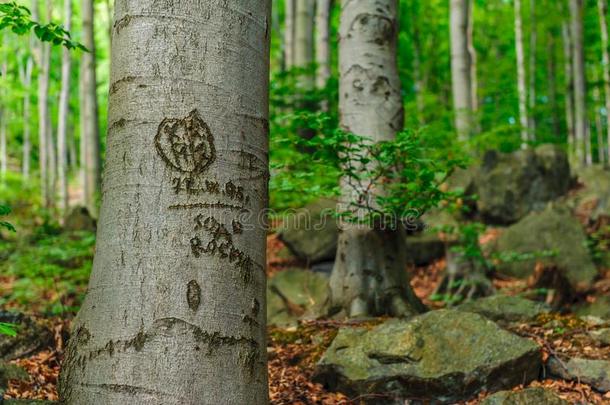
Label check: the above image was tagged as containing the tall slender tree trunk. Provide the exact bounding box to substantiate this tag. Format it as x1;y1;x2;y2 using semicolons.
80;0;101;215
315;0;331;91
598;0;610;164
285;0;295;70
562;22;576;157
294;0;315;86
594;69;606;163
0;39;7;181
450;0;473;141
515;0;529;147
570;0;587;166
528;0;537;141
467;0;479;133
329;0;425;318
22;40;33;180
59;1;271;403
57;0;73;214
410;2;425;124
547;30;561;138
45;0;57;207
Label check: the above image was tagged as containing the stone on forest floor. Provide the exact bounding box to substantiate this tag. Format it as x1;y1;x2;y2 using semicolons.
457;295;550;323
278;198;338;264
314;309;541;403
0;313;53;361
590;328;610;345
267;269;329;327
0;361;29;388
405;232;446;266
491;204;597;292
2;401;56;404
547;357;610;393
63;206;96;233
473;145;571;225
575;296;610;321
480;387;569;405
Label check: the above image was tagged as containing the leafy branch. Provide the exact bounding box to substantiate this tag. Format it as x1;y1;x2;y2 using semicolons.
0;2;86;51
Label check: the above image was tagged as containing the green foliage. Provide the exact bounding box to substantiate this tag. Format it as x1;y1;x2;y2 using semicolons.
0;322;17;337
0;204;16;233
0;2;85;50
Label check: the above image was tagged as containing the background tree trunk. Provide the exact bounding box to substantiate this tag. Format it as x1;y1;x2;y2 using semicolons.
528;0;537;141
295;0;315;87
45;0;57;207
410;2;425;124
547;30;561;138
21;39;33;180
315;0;331;91
59;1;271;403
570;0;587;165
80;0;101;215
467;0;479;133
562;22;576;157
599;0;610;163
593;70;606;163
57;0;73;214
329;0;426;318
515;0;529;147
285;0;295;70
0;40;7;181
450;0;473;141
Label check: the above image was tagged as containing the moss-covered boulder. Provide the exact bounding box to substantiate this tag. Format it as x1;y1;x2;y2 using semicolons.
314;310;541;403
474;145;571;225
0;313;53;361
64;206;96;232
458;295;550;323
0;361;28;389
569;165;610;222
491;204;597;292
267;269;329;327
590;328;610;345
481;388;569;405
278;198;338;264
405;232;446;266
575;296;610;321
548;357;610;392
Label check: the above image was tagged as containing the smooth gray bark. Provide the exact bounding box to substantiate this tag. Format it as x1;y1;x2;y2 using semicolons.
0;41;6;180
467;0;479;132
285;0;295;69
450;0;473;141
562;22;576;156
599;0;610;162
80;0;101;215
528;0;537;140
329;0;425;318
59;1;271;404
570;0;587;166
21;40;33;179
57;0;73;214
515;0;529;147
295;0;315;88
315;0;331;90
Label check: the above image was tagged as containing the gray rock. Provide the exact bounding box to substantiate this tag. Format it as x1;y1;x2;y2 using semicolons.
0;313;53;361
267;269;329;327
575;296;610;320
491;204;597;292
590;328;610;345
405;232;446;266
2;401;56;404
278;199;338;264
548;357;610;392
458;295;550;323
474;145;571;225
481;387;569;405
314;309;541;403
63;206;96;233
0;361;28;389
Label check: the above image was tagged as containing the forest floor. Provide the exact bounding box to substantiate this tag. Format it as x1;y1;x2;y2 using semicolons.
2;234;610;404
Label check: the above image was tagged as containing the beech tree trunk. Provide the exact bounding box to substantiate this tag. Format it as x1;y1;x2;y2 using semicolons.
450;0;473;141
570;0;587;166
562;22;576;157
57;0;73;214
599;0;610;163
58;1;270;404
315;0;331;90
329;0;425;318
0;41;6;180
410;2;425;123
294;0;315;88
593;71;606;163
528;0;536;141
81;0;101;215
467;0;479;132
285;0;295;69
515;0;529;147
22;40;33;179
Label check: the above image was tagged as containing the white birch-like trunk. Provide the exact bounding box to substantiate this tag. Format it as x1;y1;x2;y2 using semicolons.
57;0;73;214
329;0;425;318
0;39;7;180
315;0;331;90
528;0;536;141
467;0;479;132
450;0;473;141
411;3;425;123
285;0;295;69
81;0;101;215
294;0;315;88
58;1;271;403
45;0;57;206
570;0;587;166
599;0;610;163
594;70;606;163
515;0;529;147
562;22;576;157
22;42;33;180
